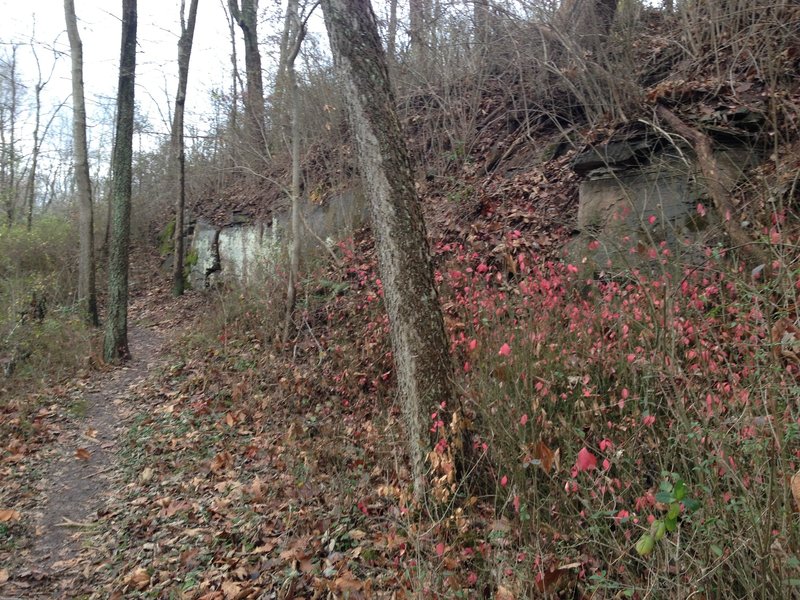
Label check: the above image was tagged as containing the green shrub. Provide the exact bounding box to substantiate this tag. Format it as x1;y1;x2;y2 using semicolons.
0;217;95;407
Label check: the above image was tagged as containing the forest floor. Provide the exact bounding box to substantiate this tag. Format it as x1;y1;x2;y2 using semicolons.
1;248;413;599
0;251;210;599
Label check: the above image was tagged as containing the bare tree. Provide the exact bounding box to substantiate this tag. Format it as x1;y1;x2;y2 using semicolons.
171;0;201;297
387;0;397;63
0;46;21;227
65;0;99;325
280;0;314;343
321;0;457;500
228;0;266;155
409;0;431;61
220;0;243;135
104;0;137;362
474;0;491;50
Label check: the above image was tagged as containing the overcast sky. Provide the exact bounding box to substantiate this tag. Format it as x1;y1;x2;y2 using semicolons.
0;0;311;153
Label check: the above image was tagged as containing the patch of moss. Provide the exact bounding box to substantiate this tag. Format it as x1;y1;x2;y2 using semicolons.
184;247;198;269
182;248;198;289
158;220;176;256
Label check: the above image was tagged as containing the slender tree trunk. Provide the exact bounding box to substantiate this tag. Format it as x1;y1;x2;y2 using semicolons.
409;0;430;64
282;0;305;343
6;46;18;227
220;0;242;136
387;0;397;64
557;0;618;41
321;0;457;501
26;83;40;231
474;0;490;49
228;0;266;157
0;103;6;223
172;0;200;297
65;0;99;326
104;0;137;362
103;175;112;258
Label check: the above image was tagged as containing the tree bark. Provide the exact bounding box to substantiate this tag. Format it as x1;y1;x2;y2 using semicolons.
282;0;305;344
2;46;19;227
556;0;618;42
409;0;431;63
171;0;200;297
104;0;137;362
65;0;99;326
474;0;490;50
25;50;42;231
387;0;397;64
321;0;456;501
221;0;242;137
228;0;265;156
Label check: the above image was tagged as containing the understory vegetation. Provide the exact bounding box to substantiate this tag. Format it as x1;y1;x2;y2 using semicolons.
111;218;798;598
1;0;799;598
0;218;95;396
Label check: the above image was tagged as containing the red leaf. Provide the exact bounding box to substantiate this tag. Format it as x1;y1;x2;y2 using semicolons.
575;447;597;472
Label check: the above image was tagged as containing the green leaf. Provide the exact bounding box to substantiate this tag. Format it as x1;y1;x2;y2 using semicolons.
665;518;678;532
655;491;675;504
683;497;701;512
711;545;724;557
651;520;667;541
673;480;687;501
667;503;681;520
635;534;655;556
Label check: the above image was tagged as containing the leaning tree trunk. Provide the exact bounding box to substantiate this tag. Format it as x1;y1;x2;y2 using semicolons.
64;0;99;326
171;0;200;297
321;0;457;502
104;0;137;362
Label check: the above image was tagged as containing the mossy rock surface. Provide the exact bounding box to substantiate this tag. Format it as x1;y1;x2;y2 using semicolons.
158;220;176;256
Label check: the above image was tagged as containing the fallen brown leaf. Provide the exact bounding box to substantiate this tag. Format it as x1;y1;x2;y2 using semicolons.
210;451;233;473
0;509;21;522
139;466;154;483
123;567;149;591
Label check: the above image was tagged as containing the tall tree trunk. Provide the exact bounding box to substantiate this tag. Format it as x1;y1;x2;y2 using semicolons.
387;0;397;64
409;0;430;64
221;0;242;138
228;0;265;157
5;46;18;227
65;0;99;326
321;0;457;502
282;0;305;343
26;82;41;231
474;0;490;51
104;0;137;362
172;0;200;297
557;0;618;42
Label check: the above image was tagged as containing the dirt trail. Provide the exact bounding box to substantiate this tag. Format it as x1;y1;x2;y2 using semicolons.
0;250;191;599
5;325;165;598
